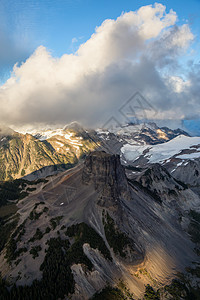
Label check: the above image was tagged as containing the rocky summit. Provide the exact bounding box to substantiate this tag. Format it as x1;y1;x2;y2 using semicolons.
82;151;131;207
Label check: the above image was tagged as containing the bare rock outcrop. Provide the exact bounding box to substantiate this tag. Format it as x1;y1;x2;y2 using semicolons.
82;151;131;207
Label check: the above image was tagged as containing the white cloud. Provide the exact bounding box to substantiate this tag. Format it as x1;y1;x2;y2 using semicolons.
72;37;78;44
167;76;191;93
170;24;194;48
0;3;198;129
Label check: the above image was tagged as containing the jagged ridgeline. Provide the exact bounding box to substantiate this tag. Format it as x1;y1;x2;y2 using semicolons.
0;124;99;181
0;122;190;181
0;150;200;299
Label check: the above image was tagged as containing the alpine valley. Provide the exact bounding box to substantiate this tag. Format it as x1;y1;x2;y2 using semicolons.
0;121;200;300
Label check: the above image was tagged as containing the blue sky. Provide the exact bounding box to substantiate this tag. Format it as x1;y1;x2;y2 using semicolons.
0;0;200;82
0;0;200;133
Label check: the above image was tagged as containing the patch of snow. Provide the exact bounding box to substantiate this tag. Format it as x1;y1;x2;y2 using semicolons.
65;132;73;139
96;129;109;135
176;152;200;160
177;162;183;167
56;141;64;147
165;159;171;164
121;135;200;164
34;129;66;140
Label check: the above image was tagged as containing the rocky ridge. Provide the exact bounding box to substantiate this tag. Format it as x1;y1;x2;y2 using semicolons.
0;151;199;299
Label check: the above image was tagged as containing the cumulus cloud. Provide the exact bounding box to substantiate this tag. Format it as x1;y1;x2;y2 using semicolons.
0;2;198;129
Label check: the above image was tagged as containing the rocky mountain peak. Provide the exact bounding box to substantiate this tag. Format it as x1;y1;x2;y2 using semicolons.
63;121;84;132
0;125;15;137
136;163;187;202
82;151;131;206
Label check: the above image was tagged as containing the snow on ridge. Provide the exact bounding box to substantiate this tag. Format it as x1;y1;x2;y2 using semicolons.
176;152;200;160
56;141;64;147
112;123;157;135
121;135;200;164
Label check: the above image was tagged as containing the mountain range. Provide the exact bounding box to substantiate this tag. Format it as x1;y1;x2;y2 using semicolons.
0;122;190;181
0;121;200;299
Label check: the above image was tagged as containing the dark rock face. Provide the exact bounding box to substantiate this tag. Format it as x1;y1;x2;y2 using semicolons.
135;163;187;203
172;159;200;187
138;164;173;186
82;151;131;206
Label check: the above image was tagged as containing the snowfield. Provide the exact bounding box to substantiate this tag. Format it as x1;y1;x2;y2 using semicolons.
121;135;200;164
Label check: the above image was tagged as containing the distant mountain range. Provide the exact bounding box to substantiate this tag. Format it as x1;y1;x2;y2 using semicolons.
0;121;200;299
0;122;98;181
0;121;190;181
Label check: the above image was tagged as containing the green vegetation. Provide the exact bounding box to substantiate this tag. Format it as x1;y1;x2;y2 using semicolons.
137;268;157;285
29;228;44;243
29;178;48;185
30;245;42;259
185;266;200;278
0;214;19;254
143;275;200;300
5;218;27;264
0;237;74;299
117;281;135;299
45;226;51;234
61;225;66;230
29;210;42;220
164;279;194;300
0;222;111;299
14;220;26;243
0;274;9;299
29;203;48;221
91;281;134;300
0;178;48;208
39;237;74;297
91;286;125;299
5;237;27;264
1;228;99;299
26;187;36;192
0;179;27;207
103;212;133;258
50;216;63;230
144;284;160;300
21;169;25;176
0;204;18;218
66;222;112;261
43;206;48;213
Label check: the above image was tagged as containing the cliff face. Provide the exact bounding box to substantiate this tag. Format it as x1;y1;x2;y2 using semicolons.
171;159;200;187
136;164;186;193
82;151;131;207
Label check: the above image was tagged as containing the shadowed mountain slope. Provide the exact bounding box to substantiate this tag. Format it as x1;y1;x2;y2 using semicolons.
0;151;199;299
